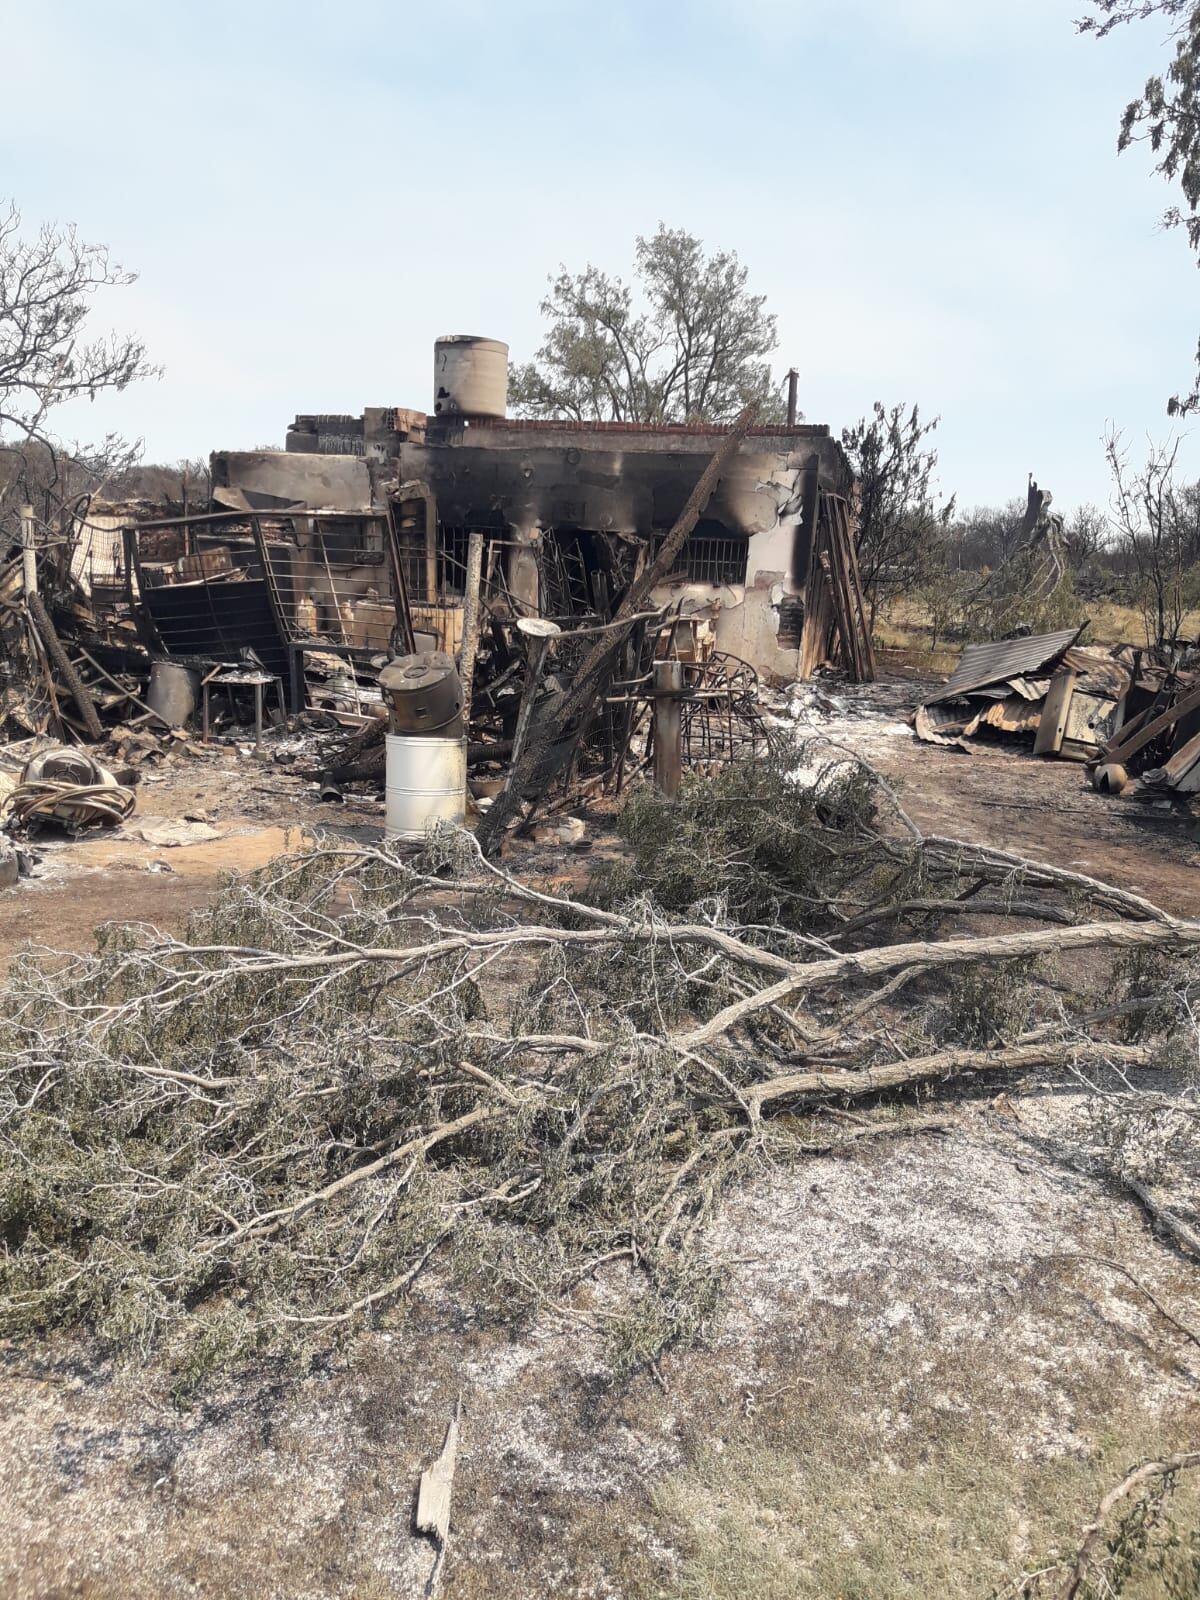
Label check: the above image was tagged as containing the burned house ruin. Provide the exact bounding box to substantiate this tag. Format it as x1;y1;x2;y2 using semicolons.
211;335;866;687
1;335;874;848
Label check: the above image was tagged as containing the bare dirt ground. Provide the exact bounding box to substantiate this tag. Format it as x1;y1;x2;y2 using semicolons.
2;680;1199;1600
5;1101;1198;1600
0;738;386;964
786;669;1200;918
4;668;1196;961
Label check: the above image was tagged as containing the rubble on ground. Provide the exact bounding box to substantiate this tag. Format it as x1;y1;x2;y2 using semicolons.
912;618;1200;818
914;626;1128;761
4;367;879;866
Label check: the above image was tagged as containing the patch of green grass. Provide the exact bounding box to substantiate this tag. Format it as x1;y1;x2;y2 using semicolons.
654;1422;1200;1599
651;1374;1200;1600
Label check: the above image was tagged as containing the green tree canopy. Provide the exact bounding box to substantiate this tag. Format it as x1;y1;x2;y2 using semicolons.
510;225;784;425
841;402;956;625
1081;1;1200;411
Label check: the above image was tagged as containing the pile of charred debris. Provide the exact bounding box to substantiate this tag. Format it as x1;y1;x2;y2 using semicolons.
0;406;877;867
915;621;1200;802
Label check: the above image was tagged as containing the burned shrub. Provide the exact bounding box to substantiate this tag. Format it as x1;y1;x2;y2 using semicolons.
928;963;1040;1050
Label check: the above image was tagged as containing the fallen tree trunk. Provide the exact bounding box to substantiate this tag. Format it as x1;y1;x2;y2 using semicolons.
923;836;1171;924
4;777;1198;1391
1122;1175;1200;1261
26;593;103;741
750;1041;1156;1114
680;916;1200;1053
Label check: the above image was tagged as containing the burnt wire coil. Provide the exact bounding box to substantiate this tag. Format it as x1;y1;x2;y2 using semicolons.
2;746;136;832
5;780;136;831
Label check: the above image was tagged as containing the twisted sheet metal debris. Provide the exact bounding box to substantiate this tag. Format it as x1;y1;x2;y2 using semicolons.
926;627;1085;704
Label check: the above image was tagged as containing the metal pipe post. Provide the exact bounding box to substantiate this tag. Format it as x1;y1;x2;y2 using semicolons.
20;504;37;598
652;658;685;798
458;528;485;727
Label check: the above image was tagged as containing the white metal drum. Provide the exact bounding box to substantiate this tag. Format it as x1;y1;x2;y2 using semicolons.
385;734;467;839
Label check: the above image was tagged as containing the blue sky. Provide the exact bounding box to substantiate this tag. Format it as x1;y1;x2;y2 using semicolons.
3;0;1197;512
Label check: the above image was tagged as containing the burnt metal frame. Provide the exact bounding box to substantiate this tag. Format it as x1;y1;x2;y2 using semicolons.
125;506;412;712
397;522;511;605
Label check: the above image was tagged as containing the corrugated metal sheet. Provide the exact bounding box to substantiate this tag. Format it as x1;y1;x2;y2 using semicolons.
914;702;973;746
1007;676;1051;701
926;626;1084;704
1062;646;1130;701
979;694;1043;734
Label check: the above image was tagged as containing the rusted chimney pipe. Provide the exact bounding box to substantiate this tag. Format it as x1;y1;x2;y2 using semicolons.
786;369;799;427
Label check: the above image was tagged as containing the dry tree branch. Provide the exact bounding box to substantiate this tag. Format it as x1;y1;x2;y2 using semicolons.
750;1042;1157;1114
923;837;1172;925
207;1106;504;1252
2;746;1198;1391
1048;1252;1200;1350
680;919;1199;1054
1054;1450;1200;1600
1122;1175;1200;1261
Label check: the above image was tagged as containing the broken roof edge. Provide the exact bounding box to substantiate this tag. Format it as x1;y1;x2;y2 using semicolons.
924;625;1087;705
465;418;832;438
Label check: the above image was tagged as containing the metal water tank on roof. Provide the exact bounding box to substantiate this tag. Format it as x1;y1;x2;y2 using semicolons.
433;335;508;419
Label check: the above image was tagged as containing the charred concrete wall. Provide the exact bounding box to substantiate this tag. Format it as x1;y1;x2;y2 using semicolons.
393;418;848;680
398;418;846;542
251;410;854;679
211;451;375;513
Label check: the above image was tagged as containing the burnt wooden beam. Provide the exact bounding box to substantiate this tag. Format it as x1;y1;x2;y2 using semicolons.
475;404;758;854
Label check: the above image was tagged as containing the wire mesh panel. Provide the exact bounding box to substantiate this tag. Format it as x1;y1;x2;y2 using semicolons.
259;512;403;654
128;509;408;677
132;517;288;675
390;508;519;658
610;646;769;790
69;515;136;606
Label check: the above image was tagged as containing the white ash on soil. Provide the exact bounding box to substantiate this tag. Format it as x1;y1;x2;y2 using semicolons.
2;1103;1197;1599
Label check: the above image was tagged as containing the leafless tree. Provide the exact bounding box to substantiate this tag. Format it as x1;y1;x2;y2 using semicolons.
1105;426;1193;648
950;501;1112;581
105;455;213;512
949;498;1029;572
1063;502;1111;570
0;202;157;535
